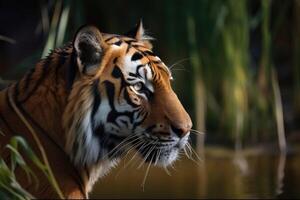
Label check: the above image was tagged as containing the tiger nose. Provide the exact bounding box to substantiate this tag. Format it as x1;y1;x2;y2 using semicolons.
171;121;192;138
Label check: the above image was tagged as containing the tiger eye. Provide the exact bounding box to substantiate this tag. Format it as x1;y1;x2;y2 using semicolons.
133;82;143;91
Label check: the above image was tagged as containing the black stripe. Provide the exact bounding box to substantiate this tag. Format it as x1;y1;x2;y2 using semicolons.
59;51;70;57
143;50;155;56
19;57;52;103
123;88;139;108
58;52;68;65
119;119;129;128
91;79;101;128
105;37;115;42
104;81;116;110
128;72;138;78
145;125;156;133
131;52;143;61
66;50;78;91
126;44;132;53
94;124;105;141
141;84;153;100
153;60;162;64
136;64;145;77
55;52;69;84
109;134;126;140
126;78;135;81
112;65;122;78
114;40;122;46
104;81;134;124
113;57;118;64
23;68;35;91
133;112;148;130
111;65;128;97
124;39;135;43
132;44;145;48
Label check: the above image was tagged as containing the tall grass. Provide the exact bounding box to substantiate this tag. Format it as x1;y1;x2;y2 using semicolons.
42;0;70;58
186;13;206;152
0;135;63;199
183;0;287;147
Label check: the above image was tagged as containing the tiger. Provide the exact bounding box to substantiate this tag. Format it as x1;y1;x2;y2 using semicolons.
0;22;192;199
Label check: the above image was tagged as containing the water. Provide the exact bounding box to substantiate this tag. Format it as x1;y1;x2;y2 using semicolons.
90;148;300;199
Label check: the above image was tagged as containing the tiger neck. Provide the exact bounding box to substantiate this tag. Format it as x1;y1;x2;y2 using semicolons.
13;49;72;149
10;47;96;195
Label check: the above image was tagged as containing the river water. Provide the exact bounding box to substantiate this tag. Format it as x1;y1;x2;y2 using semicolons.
90;147;300;199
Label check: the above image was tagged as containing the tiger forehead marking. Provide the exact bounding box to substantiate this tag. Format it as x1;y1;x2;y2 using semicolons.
105;35;172;80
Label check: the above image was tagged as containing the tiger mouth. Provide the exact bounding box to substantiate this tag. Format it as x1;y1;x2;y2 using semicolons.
143;132;174;140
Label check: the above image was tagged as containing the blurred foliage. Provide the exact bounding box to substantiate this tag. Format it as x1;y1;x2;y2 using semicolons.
0;135;62;199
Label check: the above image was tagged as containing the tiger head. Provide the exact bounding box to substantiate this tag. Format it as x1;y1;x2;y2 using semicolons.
64;23;192;171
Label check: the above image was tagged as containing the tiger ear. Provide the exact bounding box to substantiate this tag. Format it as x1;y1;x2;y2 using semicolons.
125;20;153;49
74;26;106;74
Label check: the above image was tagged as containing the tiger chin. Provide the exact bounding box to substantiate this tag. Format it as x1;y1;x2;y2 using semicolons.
0;21;192;199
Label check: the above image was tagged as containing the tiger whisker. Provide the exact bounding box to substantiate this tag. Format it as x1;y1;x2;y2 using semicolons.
102;134;138;158
154;149;161;166
118;134;156;167
121;139;144;160
141;153;155;191
134;139;157;169
169;160;176;170
112;136;143;158
124;137;158;169
190;129;206;135
114;141;146;179
120;140;147;166
137;141;158;169
105;134;141;159
187;142;203;164
170;162;177;172
185;141;193;159
185;143;201;166
163;166;172;176
128;143;156;170
121;141;148;169
183;146;191;160
168;57;190;71
170;68;189;72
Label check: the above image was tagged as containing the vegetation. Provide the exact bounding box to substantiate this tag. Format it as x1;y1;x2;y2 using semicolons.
0;134;63;199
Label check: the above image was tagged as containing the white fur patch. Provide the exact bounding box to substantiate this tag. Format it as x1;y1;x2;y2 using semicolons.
93;98;110;127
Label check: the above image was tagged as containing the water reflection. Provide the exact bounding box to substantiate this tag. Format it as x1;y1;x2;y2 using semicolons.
90;148;300;199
